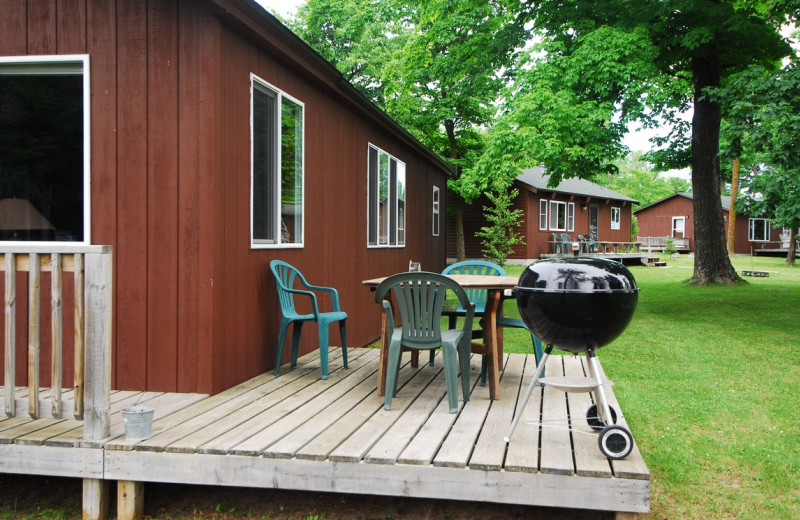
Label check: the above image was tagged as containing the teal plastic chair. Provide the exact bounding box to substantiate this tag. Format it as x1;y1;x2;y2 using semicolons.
375;272;474;413
269;260;348;380
442;260;544;385
560;233;574;254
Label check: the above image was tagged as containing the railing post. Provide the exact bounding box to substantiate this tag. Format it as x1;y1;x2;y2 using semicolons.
83;248;113;442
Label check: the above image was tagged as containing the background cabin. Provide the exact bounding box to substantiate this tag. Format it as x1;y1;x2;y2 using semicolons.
634;192;789;255
448;167;639;261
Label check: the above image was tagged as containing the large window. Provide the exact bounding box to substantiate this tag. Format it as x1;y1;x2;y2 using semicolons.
251;75;304;247
749;218;770;242
547;200;574;232
368;144;406;247
611;207;621;230
0;56;90;243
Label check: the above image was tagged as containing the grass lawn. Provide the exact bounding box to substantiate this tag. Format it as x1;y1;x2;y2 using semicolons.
501;255;800;519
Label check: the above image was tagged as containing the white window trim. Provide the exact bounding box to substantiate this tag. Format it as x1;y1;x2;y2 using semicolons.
549;200;567;231
367;143;406;248
748;218;770;242
672;216;685;236
249;74;305;249
432;186;440;236
567;202;575;232
611;207;621;230
0;54;92;245
539;199;548;230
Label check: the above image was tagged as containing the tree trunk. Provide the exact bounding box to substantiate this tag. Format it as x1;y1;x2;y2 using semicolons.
689;46;743;285
726;157;739;256
786;227;797;266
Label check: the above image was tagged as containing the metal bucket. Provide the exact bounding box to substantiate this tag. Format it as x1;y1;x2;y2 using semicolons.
121;405;155;440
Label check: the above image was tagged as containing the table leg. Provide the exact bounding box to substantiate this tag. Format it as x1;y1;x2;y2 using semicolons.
483;289;503;400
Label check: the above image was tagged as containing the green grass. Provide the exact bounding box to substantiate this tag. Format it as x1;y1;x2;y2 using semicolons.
502;255;800;519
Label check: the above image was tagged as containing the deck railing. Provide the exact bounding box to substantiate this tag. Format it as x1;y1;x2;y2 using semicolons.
637;236;690;250
1;245;112;441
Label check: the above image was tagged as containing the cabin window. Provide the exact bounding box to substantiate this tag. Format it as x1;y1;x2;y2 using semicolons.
749;218;770;242
367;144;406;247
0;56;90;243
611;207;621;230
432;186;440;236
672;217;685;237
251;75;304;248
539;199;547;230
548;201;574;232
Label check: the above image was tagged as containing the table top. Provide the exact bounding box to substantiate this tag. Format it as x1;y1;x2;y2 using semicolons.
362;273;518;289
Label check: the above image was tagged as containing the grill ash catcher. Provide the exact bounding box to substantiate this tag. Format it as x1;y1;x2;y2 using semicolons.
505;257;640;459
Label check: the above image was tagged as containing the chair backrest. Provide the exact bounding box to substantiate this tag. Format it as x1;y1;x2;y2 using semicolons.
375;272;473;349
560;233;572;243
442;260;505;314
270;260;305;314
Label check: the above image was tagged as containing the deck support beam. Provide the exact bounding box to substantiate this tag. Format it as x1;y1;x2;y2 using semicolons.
82;478;109;520
118;481;144;520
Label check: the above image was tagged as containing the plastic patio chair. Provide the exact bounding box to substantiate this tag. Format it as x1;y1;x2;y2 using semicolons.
269;260;348;380
374;272;474;413
442;260;544;385
551;233;562;254
560;233;574;254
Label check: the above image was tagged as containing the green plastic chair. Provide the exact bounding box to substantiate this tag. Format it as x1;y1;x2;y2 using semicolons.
374;272;474;413
269;260;348;380
442;260;544;385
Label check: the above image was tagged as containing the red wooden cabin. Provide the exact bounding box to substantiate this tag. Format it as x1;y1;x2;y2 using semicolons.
448;167;639;261
0;0;450;395
634;192;787;255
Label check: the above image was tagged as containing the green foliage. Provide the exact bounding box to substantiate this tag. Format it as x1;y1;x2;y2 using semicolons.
715;61;800;232
474;188;525;267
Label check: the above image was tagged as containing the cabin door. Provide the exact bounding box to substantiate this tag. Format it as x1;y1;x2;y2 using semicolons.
672;217;686;238
589;204;599;240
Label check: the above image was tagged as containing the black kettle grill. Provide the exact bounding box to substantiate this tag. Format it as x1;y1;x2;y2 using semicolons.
505;258;640;459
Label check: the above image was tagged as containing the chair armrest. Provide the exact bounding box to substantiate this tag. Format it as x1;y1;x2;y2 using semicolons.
299;282;342;312
381;300;395;336
283;287;321;316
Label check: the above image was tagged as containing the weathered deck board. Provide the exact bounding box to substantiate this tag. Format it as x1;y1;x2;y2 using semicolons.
0;347;650;515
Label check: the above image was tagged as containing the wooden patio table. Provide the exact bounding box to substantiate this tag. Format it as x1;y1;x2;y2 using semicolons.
362;273;518;401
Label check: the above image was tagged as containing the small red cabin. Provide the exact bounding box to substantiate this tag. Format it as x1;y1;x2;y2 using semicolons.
634;192;787;255
448;167;639;261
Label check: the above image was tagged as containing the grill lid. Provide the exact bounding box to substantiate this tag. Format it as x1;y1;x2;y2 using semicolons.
516;257;639;294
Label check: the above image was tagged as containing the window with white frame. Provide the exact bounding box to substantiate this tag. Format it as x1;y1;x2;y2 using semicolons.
539;199;548;230
432;186;439;236
0;55;90;243
548;201;575;232
749;218;770;242
368;144;406;247
611;207;621;230
672;217;685;237
251;75;304;247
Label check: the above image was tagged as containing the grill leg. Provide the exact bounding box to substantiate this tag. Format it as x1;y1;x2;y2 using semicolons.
505;344;553;442
586;349;615;427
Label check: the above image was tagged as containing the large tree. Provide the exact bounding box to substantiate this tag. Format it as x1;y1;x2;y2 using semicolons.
293;0;529;261
472;1;795;285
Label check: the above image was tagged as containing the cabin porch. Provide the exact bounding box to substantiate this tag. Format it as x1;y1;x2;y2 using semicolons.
0;347;649;519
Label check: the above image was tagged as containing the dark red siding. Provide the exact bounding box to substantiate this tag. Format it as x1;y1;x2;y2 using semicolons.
1;0;448;394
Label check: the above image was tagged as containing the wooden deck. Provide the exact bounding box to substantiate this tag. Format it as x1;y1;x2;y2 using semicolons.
0;347;649;517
